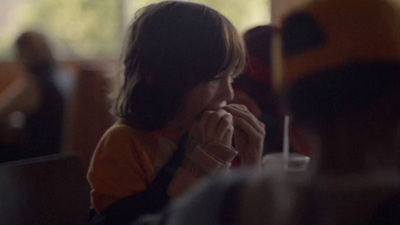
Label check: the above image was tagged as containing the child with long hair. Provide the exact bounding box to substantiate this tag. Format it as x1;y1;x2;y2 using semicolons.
87;1;265;224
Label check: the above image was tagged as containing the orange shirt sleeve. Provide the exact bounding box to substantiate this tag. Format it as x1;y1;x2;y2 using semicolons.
87;125;157;212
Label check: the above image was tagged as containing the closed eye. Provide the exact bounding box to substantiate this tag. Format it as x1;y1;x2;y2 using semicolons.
212;75;221;81
210;71;237;83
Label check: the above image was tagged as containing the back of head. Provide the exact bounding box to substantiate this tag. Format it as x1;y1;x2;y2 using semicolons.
244;25;278;71
278;0;400;131
15;30;55;71
234;25;281;119
115;1;246;130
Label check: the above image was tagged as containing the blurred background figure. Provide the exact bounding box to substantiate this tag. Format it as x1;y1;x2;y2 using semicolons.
230;25;311;156
0;30;75;163
231;25;281;153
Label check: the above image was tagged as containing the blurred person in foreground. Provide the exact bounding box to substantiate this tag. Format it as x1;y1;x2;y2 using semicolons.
0;30;75;162
133;0;400;224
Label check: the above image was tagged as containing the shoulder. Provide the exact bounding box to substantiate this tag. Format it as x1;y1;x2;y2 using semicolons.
90;123;134;163
88;121;159;183
100;121;150;145
104;122;136;136
93;121;160;162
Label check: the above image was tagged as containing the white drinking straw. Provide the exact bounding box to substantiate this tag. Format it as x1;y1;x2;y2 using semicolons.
283;115;290;167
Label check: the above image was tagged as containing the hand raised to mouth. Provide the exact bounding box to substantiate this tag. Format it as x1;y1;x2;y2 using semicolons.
224;104;265;168
197;108;234;147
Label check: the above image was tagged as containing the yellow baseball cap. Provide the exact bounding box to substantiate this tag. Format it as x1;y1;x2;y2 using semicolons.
276;0;400;90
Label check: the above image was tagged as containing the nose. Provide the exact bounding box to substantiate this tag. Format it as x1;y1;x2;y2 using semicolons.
220;79;235;102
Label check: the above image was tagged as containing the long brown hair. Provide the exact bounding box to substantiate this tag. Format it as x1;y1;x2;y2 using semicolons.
113;1;246;130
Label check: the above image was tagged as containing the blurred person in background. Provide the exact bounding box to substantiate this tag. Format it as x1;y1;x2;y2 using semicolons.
230;25;281;154
230;25;311;157
0;30;75;162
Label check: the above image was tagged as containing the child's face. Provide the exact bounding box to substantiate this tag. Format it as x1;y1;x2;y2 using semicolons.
172;71;235;130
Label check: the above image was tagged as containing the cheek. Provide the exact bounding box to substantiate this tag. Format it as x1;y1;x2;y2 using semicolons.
173;87;215;128
189;83;218;106
186;88;215;114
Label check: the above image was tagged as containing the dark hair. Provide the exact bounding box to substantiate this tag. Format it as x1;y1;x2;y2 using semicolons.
285;61;400;129
15;30;55;69
243;25;279;68
113;1;246;130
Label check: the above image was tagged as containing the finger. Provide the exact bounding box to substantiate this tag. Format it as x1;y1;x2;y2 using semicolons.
204;109;227;135
215;113;233;145
215;112;233;134
234;116;265;138
199;109;229;143
224;104;252;117
229;104;265;133
232;125;246;149
225;105;264;133
225;103;247;113
222;124;234;146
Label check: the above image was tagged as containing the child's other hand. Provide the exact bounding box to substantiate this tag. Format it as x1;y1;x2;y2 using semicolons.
197;108;234;146
224;104;265;167
230;90;262;119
